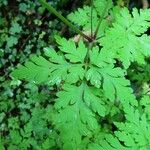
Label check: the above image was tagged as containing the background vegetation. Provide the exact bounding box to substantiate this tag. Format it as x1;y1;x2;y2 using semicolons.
0;0;150;149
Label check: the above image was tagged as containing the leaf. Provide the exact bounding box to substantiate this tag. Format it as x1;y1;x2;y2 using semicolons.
99;8;150;68
103;134;130;150
114;104;150;149
86;131;129;150
86;67;102;88
94;0;113;16
67;0;113;37
53;82;109;148
89;46;115;67
140;96;150;120
12;38;87;84
84;85;106;117
11;55;55;84
10;130;22;145
87;46;137;106
66;64;85;83
68;6;91;27
10;21;22;34
0;139;5;150
138;35;150;56
6;36;18;48
95;67;136;106
9;3;150;149
55;36;87;63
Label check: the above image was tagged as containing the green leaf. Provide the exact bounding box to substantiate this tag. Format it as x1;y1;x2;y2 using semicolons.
12;38;87;84
0;139;5;150
140;96;150;120
11;55;54;84
114;104;150;149
9;3;150;149
99;8;150;68
68;6;91;27
10;21;22;34
0;49;4;57
94;0;113;16
55;36;87;63
6;36;18;48
86;67;102;88
84;85;106;117
68;0;113;37
87;46;137;106
10;130;22;145
54;83;104;148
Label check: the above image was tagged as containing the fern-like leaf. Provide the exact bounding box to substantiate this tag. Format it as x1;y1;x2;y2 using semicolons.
114;104;150;149
99;8;150;68
53;83;103;149
87;46;137;106
68;0;113;37
12;37;88;84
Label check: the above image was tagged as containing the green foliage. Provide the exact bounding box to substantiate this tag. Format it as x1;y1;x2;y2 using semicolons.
1;0;150;149
0;0;62;149
68;0;113;37
99;8;150;68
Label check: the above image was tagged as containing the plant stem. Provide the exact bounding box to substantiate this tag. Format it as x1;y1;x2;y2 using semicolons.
84;41;95;68
38;0;93;42
94;3;108;38
126;0;130;8
90;0;93;38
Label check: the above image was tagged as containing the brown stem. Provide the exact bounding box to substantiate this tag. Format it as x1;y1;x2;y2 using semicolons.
142;0;149;9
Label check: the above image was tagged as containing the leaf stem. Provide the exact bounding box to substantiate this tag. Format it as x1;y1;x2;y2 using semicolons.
90;0;93;38
38;0;93;42
94;3;108;38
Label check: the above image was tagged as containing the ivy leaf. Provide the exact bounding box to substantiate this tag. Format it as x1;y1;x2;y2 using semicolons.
10;21;22;34
6;36;18;48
